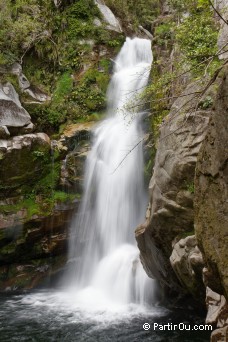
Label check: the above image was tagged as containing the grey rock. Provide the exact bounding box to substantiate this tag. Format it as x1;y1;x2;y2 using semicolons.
139;26;153;40
93;18;102;27
0;126;10;139
170;235;205;298
0;82;32;129
94;0;122;32
211;326;228;342
24;86;51;102
136;81;211;291
216;0;228;59
206;287;227;325
195;67;228;298
18;73;30;90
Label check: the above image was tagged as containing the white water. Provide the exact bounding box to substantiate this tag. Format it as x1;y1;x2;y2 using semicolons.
67;37;154;311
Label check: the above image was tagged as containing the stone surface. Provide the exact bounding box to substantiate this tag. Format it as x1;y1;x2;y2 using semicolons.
94;0;122;32
211;326;228;342
195;68;228;299
216;0;228;59
139;25;153;40
59;122;95;192
206;287;227;326
0;133;51;194
0;126;10;139
24;85;51;102
170;235;205;299
0;82;32;132
136;81;211;291
0;201;76;290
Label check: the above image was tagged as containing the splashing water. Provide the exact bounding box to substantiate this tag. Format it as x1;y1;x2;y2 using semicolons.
68;37;154;311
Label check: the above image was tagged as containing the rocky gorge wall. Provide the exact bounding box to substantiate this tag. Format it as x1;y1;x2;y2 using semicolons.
135;2;228;340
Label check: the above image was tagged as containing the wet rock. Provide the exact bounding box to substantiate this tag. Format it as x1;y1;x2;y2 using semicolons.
170;235;205;299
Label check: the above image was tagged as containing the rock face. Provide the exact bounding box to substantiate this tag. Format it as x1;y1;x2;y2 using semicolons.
0;83;33;135
0;204;75;291
206;287;228;327
58;122;95;192
0;133;50;195
170;235;205;299
195;68;228;299
216;0;228;60
136;82;211;292
211;326;228;342
0;122;93;291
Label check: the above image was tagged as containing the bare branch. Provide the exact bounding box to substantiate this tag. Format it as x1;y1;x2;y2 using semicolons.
208;0;228;25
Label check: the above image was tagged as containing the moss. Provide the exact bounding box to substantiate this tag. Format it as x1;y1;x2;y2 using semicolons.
53;72;73;103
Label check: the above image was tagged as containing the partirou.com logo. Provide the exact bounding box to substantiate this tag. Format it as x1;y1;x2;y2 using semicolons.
143;322;213;331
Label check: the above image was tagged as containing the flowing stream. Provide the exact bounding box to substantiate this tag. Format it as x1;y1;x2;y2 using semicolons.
67;37;154;309
0;38;210;342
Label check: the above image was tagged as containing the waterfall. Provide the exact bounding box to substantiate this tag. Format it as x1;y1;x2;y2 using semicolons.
68;37;154;309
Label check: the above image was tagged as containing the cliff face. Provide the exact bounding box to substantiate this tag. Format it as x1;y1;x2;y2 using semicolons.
195;68;228;299
136;82;212;296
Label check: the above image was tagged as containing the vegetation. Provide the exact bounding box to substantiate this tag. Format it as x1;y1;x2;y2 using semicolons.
105;0;161;30
142;0;221;141
0;0;125;132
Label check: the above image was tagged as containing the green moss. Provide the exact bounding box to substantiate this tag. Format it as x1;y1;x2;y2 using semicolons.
53;72;73;103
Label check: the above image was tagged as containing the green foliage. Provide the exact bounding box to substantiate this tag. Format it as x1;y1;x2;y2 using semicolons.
105;0;161;29
154;21;174;47
176;8;219;69
199;95;213;109
69;66;108;118
53;72;73;103
185;181;195;194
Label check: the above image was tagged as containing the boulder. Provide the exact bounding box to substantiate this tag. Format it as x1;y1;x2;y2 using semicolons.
94;0;122;32
0;82;33;134
170;235;205;299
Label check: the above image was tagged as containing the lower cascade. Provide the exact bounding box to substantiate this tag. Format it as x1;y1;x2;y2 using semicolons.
67;37;154;310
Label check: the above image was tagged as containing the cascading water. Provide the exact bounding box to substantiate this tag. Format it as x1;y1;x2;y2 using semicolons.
68;37;154;310
0;37;211;342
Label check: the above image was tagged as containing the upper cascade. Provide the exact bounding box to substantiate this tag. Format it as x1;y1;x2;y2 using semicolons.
115;37;153;70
